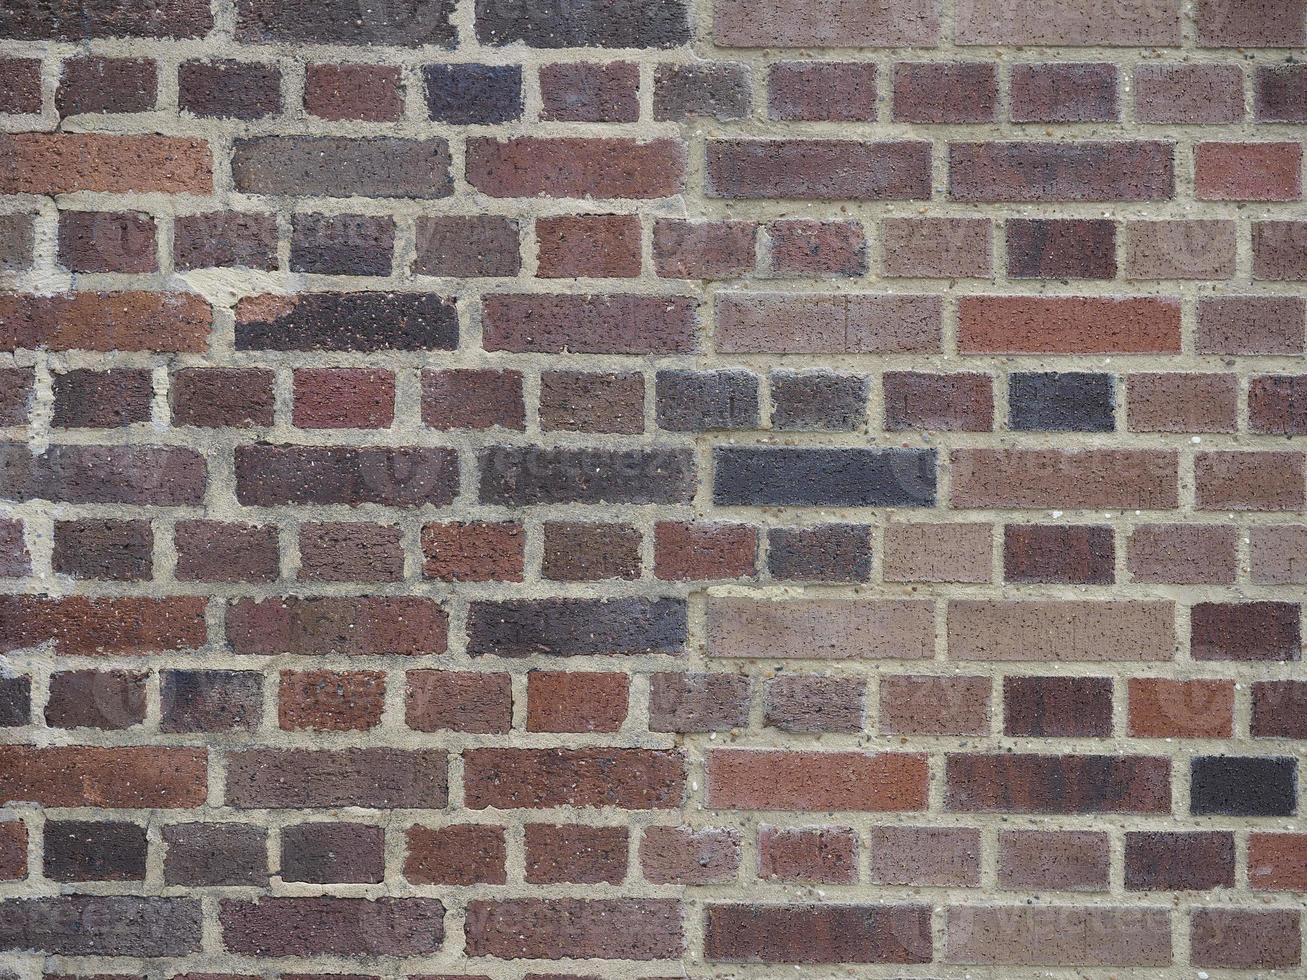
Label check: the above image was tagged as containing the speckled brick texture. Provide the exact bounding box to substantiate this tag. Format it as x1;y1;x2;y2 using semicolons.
0;0;1306;977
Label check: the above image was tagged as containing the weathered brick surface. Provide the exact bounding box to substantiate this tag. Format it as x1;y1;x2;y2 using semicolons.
1;3;1303;975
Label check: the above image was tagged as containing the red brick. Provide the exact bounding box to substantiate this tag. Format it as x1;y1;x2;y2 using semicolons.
653;219;756;279
868;826;980;887
1010;63;1118;122
956;0;1179;44
298;522;403;582
415;216;520;277
0;291;211;352
1195;451;1304;511
1252;525;1307;584
1257;64;1307;122
767;219;865;277
422;368;524;430
950;141;1173;202
945;906;1171;966
714;0;938;46
0;820;26;880
279;669;385;731
717;292;940;353
1127;524;1237;585
304;64;402;121
1250;833;1307;891
0;596;206;655
464;748;685;809
405;824;505;885
893;62;997;123
1006;218;1116;279
292;368;394;429
226;597;447;656
483;293;696;354
543;522;641;581
525;824;627;884
654;521;756;580
0;746;205;808
0;58;41;113
640;825;740;884
708;749;927;812
526;672;628;733
648;672;750;733
0;134;211;194
707;598;934;661
465;898;682;961
884;371;992;431
219;898;444;957
759;826;857;883
1196;142;1302;201
539;370;644;433
879;674;991;735
960;296;1179;353
467;138;684;198
1198;0;1306;46
947;599;1175;662
421;522;523;582
951;449;1178;509
768;62;876;121
705;904;931;964
1004;676;1113;737
707;139;931;200
1191;909;1301;969
998;830;1109;892
539;62;638;122
1198;296;1305;354
536;214;641;278
1135;64;1244;124
175;520;279;583
1127;372;1237;433
1254;220;1307;280
405;670;511;734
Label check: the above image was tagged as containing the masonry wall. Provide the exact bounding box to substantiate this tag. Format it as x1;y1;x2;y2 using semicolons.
0;0;1306;975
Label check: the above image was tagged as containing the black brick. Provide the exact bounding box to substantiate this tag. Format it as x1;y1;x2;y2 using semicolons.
281;822;385;883
475;0;690;48
655;370;759;431
232;137;452;198
714;447;936;507
160;670;263;733
1009;372;1116;432
467;597;687;657
768;525;872;582
164;822;269;886
236;292;457;352
1;0;212;39
770;370;869;431
290;214;396;276
0;896;201;955
1191;756;1297;816
236;0;455;45
425;64;523;124
479;447;694;505
44;820;147;881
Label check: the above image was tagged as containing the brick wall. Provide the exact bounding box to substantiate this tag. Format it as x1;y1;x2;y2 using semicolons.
1;0;1306;975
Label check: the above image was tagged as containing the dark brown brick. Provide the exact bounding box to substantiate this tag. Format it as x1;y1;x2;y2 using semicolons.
225;749;448;809
422;368;524;430
1191;601;1301;661
763;675;866;732
525;824;627;884
768;62;877;121
465;898;683;961
51;369;152;427
539;62;638;122
219;897;445;957
464;748;685;809
527;671;629;733
649;672;750;732
305;64;402;121
180;59;280;119
705;904;931;964
161;670;263;733
1010;63;1118;122
174;212;277;271
282;823;384;884
52;519;152;581
540;370;644;433
770;370;868;431
406;670;512;733
405;824;505;885
536;214;640;278
768;525;871;582
543;522;641;581
466;597;685;657
1125;831;1234;890
163;822;268;887
415;216;520;278
44;820;146;882
1007;218;1116;279
1004;525;1114;585
0;58;41;112
236;446;457;507
290;214;395;276
946;754;1170;813
175;520;278;582
299;523;403;582
893;62;996;123
45;670;147;730
1004;677;1113;737
227;596;448;656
